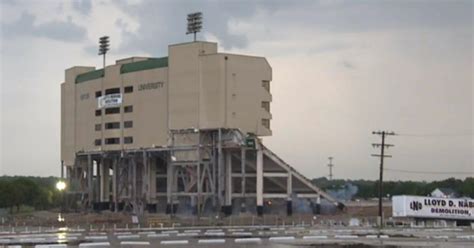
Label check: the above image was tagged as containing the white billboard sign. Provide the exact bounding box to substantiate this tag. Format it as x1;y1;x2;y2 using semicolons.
98;93;122;109
392;195;474;220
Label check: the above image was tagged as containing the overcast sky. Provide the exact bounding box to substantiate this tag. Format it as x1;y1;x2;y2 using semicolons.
0;0;472;181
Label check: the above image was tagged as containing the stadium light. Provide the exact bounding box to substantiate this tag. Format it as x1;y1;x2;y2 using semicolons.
56;181;66;191
98;36;110;68
186;12;202;41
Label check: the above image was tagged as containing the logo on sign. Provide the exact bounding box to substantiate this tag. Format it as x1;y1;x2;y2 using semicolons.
138;82;164;91
98;93;122;109
410;201;423;211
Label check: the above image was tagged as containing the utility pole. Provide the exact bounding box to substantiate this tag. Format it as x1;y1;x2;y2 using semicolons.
371;131;395;228
327;157;334;180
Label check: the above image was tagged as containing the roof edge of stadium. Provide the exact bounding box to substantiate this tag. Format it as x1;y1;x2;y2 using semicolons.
75;57;168;84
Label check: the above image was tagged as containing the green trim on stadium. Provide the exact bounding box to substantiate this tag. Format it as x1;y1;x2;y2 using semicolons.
120;57;168;74
75;69;104;84
75;57;168;84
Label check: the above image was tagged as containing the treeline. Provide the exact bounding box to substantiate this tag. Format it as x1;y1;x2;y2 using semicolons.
0;176;62;212
312;177;474;199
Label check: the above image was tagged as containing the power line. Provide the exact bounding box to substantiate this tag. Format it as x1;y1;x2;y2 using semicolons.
384;168;473;175
396;133;473;137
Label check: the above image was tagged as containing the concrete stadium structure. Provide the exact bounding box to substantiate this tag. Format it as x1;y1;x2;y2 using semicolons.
61;41;342;216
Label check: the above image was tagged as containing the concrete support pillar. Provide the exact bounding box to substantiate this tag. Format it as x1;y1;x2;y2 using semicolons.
142;151;148;203
132;158;137;201
100;160;109;203
211;150;217;207
93;159;100;208
256;148;264;216
196;134;202;216
112;159;118;212
147;159;157;213
66;166;72;193
148;158;157;203
223;151;232;215
146;156;157;213
217;129;224;208
287;171;293;216
196;162;201;216
166;159;174;214
240;148;246;212
61;160;64;179
94;160;99;208
127;159;133;198
87;155;93;205
315;194;321;215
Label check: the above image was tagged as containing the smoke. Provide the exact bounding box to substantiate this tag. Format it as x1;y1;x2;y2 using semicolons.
327;183;359;201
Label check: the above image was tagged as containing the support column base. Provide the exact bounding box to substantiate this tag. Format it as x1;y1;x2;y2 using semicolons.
256;205;263;216
337;203;345;210
93;202;110;211
314;203;321;215
118;202;125;211
166;203;178;214
110;203;118;212
286;201;293;216
241;202;247;213
221;205;232;216
146;204;157;213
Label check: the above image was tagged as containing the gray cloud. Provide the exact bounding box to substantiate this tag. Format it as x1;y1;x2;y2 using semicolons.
340;60;355;69
111;0;267;55
2;0;16;5
308;42;353;55
289;0;472;33
110;0;471;56
72;0;92;15
0;0;472;180
2;12;87;42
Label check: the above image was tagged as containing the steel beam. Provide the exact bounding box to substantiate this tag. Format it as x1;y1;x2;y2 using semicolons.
225;151;232;206
287;171;292;200
262;147;340;205
217;129;224;207
296;193;320;198
232;173;256;177
264;172;288;177
241;147;246;197
87;154;93;205
256;147;263;215
263;193;287;198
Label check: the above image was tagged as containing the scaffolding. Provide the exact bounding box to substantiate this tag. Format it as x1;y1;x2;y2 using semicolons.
66;128;344;216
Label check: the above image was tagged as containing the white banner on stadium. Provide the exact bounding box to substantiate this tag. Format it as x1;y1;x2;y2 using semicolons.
98;93;122;109
392;195;474;220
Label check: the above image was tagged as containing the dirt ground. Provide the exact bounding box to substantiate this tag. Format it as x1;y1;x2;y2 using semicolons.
0;203;392;229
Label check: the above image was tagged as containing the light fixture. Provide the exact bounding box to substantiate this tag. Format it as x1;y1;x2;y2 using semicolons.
186;12;202;41
56;181;66;191
98;36;110;68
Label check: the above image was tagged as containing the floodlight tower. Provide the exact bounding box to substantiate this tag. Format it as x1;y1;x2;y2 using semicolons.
98;36;110;68
327;157;334;180
186;12;203;41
